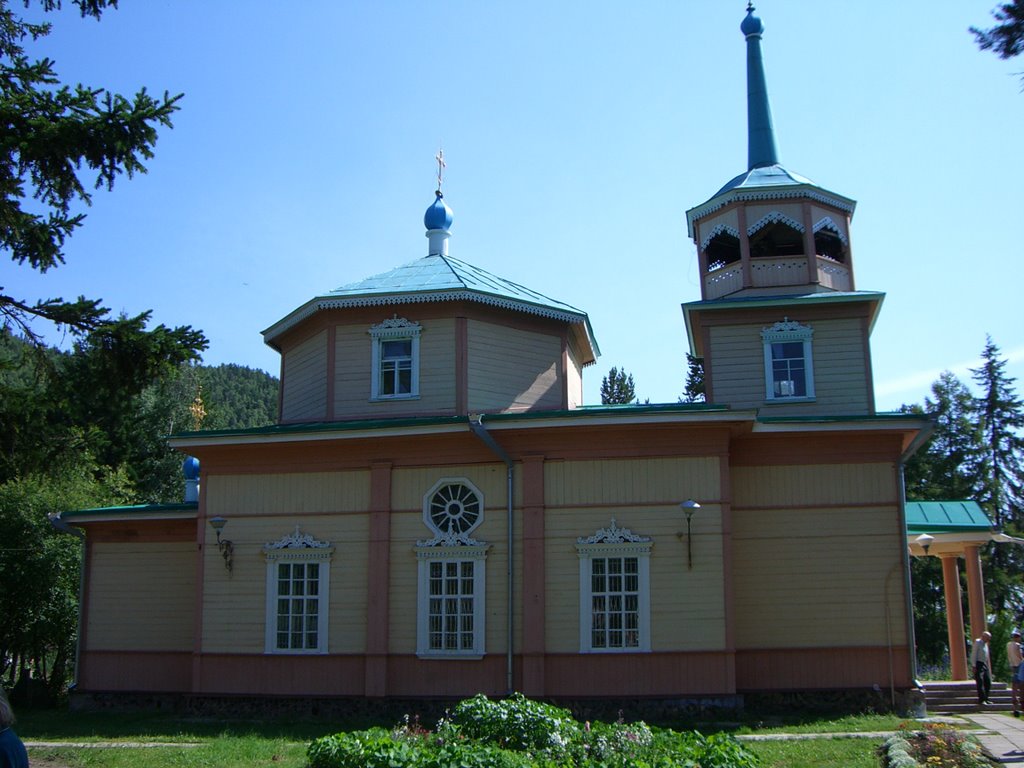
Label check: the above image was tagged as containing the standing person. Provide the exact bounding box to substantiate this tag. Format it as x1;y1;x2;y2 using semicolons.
1010;629;1024;716
971;631;993;706
0;689;28;768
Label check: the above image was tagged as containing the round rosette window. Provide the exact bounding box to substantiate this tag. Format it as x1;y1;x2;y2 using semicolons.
424;480;483;538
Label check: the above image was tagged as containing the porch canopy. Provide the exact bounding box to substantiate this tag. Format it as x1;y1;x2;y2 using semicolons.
906;500;1024;681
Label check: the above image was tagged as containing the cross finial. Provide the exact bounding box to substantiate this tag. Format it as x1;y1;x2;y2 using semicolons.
747;1;754;10
435;148;446;193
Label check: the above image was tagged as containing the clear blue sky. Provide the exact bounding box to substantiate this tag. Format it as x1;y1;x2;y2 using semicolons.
14;1;1024;409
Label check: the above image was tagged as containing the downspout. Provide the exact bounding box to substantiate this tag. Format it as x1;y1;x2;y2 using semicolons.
468;414;515;695
48;514;86;689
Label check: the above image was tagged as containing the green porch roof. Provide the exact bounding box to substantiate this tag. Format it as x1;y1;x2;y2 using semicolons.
905;501;993;534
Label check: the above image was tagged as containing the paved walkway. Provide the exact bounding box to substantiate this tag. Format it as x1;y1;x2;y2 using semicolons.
966;713;1024;764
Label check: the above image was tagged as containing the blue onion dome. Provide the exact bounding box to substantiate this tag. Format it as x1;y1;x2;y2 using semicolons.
182;456;200;480
741;4;764;36
424;190;454;231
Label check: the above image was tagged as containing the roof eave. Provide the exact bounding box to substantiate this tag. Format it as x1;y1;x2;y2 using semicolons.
685;183;858;238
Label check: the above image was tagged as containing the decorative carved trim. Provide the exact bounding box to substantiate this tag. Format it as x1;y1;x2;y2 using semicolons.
577;518;651;545
369;316;422;339
700;223;740;252
688;189;856;223
747;212;806;237
813;216;849;245
761;318;813;342
264;526;333;551
414;543;491;558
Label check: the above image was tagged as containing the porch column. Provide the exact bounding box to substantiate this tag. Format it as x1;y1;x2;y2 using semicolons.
520;455;546;696
964;544;987;645
940;554;968;681
365;461;392;697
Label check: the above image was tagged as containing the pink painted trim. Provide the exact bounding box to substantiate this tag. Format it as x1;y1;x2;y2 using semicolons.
736;646;912;690
455;317;468;415
326;324;336;420
192;470;208;692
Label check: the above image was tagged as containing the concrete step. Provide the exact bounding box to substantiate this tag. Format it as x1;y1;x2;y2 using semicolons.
921;680;1017;714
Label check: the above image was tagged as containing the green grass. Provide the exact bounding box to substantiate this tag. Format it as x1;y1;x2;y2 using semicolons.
747;737;882;768
12;707;951;768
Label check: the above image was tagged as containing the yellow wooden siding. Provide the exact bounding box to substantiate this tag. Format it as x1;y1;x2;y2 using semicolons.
566;345;583;409
709;318;870;415
391;465;515;513
334;319;457;419
732;463;896;508
544;506;726;653
281;330;327;421
205;471;370;517
544;457;721;507
746;203;804;231
732;505;906;648
202;515;369;654
87;542;195;651
467;321;562;412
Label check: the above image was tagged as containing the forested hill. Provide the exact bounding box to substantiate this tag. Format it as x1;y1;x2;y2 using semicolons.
197;363;278;430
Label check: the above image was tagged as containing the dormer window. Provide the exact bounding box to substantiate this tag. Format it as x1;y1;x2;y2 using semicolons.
762;319;814;401
369;317;422;400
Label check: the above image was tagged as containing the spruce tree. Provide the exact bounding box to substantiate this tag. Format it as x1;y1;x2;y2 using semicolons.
600;366;636;405
681;354;705;403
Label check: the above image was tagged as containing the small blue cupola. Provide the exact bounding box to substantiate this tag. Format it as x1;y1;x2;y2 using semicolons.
425;191;453;256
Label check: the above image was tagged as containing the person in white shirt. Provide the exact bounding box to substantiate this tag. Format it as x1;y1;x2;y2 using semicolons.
1008;629;1023;715
971;631;993;706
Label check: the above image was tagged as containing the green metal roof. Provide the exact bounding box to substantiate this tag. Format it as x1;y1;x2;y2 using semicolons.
60;502;198;520
905;501;993;534
263;254;599;363
168;402;734;441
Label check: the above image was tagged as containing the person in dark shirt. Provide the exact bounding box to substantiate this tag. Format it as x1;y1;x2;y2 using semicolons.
0;689;28;768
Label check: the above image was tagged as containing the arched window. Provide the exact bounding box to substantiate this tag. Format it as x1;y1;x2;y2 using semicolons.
705;231;741;271
749;221;804;259
814;226;846;263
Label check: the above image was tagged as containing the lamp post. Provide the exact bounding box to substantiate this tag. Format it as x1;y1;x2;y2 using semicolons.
914;533;934;557
208;516;234;573
679;500;701;570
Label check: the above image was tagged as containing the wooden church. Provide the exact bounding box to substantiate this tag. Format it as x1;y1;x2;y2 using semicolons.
56;6;928;709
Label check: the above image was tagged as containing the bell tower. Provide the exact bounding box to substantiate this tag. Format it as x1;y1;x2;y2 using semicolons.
683;4;883;416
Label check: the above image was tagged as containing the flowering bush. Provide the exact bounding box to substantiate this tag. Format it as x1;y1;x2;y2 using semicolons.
307;693;759;768
878;723;996;768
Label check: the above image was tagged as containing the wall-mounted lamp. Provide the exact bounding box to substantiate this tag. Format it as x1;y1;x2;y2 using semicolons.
677;500;701;570
208;516;234;573
914;533;934;557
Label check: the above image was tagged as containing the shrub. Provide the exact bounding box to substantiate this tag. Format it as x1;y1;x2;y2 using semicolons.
447;693;581;760
307;693;760;768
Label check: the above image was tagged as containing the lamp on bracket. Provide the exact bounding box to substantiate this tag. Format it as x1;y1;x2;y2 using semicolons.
676;500;701;570
914;533;934;557
208;516;234;573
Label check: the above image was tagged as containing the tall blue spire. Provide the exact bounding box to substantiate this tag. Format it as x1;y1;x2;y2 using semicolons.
742;3;779;170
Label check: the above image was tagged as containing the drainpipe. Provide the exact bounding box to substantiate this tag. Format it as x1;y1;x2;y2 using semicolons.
899;422;934;693
468;414;515;695
48;513;86;689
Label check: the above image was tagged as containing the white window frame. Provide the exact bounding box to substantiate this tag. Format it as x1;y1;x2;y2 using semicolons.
415;479;488;659
761;319;815;401
263;526;334;655
576;519;652;653
369;317;421;400
415;545;489;659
